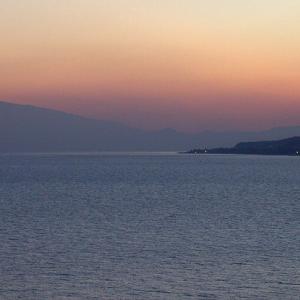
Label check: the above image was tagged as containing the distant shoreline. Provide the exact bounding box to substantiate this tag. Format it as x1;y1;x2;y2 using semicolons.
185;136;300;156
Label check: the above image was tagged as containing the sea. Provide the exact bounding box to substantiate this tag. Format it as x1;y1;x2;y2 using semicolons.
0;153;299;299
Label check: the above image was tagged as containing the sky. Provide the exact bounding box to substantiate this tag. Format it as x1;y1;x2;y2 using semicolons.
1;0;300;132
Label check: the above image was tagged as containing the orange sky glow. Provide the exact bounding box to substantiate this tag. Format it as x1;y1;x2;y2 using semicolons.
1;0;300;131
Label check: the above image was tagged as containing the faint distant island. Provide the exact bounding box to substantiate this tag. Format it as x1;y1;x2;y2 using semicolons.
186;137;300;156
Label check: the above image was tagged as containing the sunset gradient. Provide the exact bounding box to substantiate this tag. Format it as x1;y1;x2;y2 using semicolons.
1;0;300;131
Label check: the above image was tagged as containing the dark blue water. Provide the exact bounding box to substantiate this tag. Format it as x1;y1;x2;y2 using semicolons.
0;153;299;299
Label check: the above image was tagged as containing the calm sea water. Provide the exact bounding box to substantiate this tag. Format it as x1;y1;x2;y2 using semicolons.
0;153;299;299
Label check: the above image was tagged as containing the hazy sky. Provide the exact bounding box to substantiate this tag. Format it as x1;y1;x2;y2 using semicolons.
1;0;300;131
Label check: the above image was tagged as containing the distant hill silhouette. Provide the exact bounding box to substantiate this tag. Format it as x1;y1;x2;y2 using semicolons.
187;137;300;156
0;101;195;152
1;101;300;152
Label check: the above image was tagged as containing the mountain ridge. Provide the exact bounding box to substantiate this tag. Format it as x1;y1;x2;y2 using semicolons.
1;100;300;152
